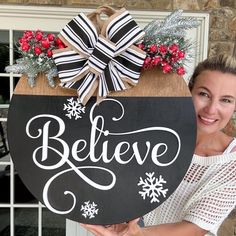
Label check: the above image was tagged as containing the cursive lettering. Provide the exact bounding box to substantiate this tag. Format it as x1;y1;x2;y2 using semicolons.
26;98;181;213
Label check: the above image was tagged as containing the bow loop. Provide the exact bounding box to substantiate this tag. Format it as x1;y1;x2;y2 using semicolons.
105;10;144;55
60;13;99;56
53;7;146;105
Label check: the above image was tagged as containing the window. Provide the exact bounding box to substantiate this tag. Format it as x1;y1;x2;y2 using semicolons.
0;4;209;236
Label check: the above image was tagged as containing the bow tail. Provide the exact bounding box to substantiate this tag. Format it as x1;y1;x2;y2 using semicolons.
97;73;109;103
106;63;128;91
74;73;99;105
96;64;129;103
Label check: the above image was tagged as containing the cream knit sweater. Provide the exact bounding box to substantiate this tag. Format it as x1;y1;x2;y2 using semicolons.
144;139;236;236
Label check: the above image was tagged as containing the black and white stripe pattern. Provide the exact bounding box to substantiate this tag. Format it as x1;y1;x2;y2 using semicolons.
114;47;146;83
106;10;145;54
53;10;146;104
53;49;88;83
88;36;116;74
60;13;98;56
73;73;97;103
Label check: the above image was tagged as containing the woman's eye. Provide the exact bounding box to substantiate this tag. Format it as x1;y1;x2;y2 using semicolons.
199;91;209;97
221;98;233;103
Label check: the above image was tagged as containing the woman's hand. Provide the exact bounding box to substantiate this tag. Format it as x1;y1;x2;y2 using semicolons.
81;218;143;236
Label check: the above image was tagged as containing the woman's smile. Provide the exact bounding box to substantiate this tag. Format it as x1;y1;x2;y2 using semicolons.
198;115;218;125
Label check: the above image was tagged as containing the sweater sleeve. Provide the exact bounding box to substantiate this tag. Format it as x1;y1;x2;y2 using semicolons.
183;161;236;233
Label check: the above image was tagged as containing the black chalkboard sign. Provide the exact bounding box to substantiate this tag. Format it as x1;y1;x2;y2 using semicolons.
7;71;196;224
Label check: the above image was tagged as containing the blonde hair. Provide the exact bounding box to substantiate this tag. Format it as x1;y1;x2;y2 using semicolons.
188;54;236;91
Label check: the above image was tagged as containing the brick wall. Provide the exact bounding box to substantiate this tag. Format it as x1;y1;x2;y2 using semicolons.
0;0;236;235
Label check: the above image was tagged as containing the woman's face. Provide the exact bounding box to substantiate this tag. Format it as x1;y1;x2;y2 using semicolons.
191;70;236;135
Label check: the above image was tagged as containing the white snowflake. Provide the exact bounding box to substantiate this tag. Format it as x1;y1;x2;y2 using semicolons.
81;201;99;219
63;97;85;120
138;172;168;203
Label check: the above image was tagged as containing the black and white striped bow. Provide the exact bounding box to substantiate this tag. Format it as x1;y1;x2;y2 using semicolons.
53;8;146;105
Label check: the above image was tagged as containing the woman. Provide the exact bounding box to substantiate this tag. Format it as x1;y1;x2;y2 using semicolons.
82;54;236;236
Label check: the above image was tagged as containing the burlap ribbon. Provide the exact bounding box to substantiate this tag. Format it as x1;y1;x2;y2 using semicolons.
53;6;146;105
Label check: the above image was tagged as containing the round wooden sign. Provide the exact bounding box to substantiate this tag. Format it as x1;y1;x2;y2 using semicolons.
7;69;196;224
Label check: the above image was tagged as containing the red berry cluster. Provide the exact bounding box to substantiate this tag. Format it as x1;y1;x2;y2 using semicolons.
138;42;186;75
18;30;66;59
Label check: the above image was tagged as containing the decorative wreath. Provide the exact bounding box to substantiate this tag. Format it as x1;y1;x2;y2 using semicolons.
5;7;199;105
